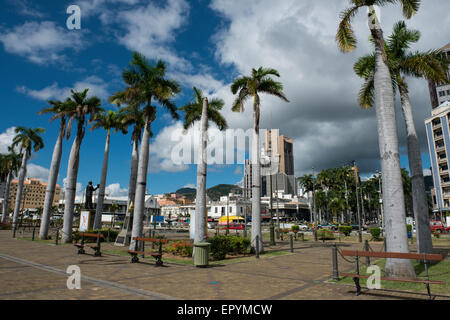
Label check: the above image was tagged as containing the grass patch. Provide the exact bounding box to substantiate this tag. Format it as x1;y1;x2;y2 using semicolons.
337;258;450;294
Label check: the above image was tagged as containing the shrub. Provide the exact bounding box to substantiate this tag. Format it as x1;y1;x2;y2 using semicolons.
317;229;335;240
433;230;440;239
207;235;230;260
338;225;352;237
168;240;193;257
228;236;250;255
0;223;12;230
72;229;119;243
406;224;412;233
291;225;300;233
370;227;381;241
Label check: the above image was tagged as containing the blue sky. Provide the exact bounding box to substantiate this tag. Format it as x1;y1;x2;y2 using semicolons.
0;0;448;197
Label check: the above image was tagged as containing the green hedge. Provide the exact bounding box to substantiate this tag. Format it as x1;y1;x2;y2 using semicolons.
370;227;381;241
0;223;12;230
207;235;250;260
317;229;335;240
291;225;300;232
72;229;119;243
338;226;352;236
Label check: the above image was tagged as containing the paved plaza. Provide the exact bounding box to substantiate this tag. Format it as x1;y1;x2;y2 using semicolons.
0;230;449;300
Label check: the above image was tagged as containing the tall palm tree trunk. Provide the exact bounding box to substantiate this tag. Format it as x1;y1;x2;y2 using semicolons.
251;101;263;253
62;133;83;243
12;151;28;226
1;172;12;222
130;112;152;251
194;98;208;244
127;138;139;213
399;84;433;254
93;130;111;230
39;124;64;239
369;7;415;278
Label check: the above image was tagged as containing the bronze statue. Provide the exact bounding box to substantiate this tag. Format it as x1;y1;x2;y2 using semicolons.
85;181;99;209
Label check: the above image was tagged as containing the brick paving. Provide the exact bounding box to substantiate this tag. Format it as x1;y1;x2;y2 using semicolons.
0;230;448;300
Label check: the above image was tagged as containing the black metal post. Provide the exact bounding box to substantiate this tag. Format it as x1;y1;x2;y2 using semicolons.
12;224;16;238
290;234;294;253
32;227;36;241
55;228;59;245
364;240;370;266
107;228;110;243
332;243;339;281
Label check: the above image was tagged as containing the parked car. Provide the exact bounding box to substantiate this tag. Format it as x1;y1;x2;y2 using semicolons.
430;220;445;233
297;224;309;231
227;223;243;230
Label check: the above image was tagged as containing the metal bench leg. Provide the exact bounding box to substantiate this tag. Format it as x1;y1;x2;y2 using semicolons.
78;248;85;254
131;254;139;263
94;249;101;257
155;257;163;266
354;277;361;296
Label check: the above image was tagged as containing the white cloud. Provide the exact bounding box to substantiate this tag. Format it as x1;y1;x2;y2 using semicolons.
105;183;128;197
0;127;17;154
207;0;450;176
26;164;50;182
115;0;191;71
17;76;111;101
0;21;84;64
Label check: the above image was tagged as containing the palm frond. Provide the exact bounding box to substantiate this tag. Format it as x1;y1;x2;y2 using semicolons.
336;5;361;52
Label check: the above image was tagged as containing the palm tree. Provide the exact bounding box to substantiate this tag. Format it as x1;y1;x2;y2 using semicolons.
38;99;71;239
336;0;420;278
117;105;147;213
1;150;21;222
11;127;45;226
61;89;103;243
180;87;228;244
354;21;449;254
231;67;289;253
91;110;128;230
110;104;147;246
110;52;181;250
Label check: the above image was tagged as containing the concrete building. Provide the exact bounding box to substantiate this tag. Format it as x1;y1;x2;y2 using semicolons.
209;193;251;221
7;178;61;211
425;101;450;216
428;43;450;109
244;129;297;199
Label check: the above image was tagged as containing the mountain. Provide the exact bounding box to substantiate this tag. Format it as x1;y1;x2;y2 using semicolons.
175;187;196;194
173;184;243;202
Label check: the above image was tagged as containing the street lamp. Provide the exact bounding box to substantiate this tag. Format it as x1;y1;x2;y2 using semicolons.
312;167;318;242
352;161;362;243
376;170;384;237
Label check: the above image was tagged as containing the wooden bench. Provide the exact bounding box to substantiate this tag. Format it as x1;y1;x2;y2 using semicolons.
74;232;104;257
340;250;445;300
128;237;169;266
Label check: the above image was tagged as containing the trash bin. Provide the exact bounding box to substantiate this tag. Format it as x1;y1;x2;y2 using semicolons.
193;242;211;267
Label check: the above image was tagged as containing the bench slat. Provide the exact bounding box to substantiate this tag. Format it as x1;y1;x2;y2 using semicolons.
340;250;443;261
132;237;168;243
80;233;104;238
340;273;445;285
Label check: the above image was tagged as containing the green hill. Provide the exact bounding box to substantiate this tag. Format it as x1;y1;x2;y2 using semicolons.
174;184;242;202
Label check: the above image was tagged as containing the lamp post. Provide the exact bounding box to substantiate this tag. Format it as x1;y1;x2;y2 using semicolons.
312;167;318;242
226;196;229;235
268;166;276;246
353;161;362;243
376;170;384;237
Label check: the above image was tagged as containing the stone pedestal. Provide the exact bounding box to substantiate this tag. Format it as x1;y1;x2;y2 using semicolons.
79;209;96;231
115;211;133;246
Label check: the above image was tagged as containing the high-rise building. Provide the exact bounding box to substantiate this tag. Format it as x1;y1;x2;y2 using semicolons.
425;101;450;214
7;178;61;210
428;43;450;109
244;129;297;199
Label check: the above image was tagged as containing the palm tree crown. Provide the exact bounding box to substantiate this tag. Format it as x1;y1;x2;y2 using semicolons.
336;0;420;52
11;127;45;157
180;87;228;131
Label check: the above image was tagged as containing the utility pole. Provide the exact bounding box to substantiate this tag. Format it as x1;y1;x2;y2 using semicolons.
353;161;362;243
275;154;280;239
312;167;318;242
269;173;275;245
226;196;229;235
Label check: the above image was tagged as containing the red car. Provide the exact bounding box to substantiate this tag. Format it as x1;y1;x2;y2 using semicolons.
430;220;445;233
227;223;243;230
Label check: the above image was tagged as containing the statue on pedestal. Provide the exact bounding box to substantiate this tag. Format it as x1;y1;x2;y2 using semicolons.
85;181;99;209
